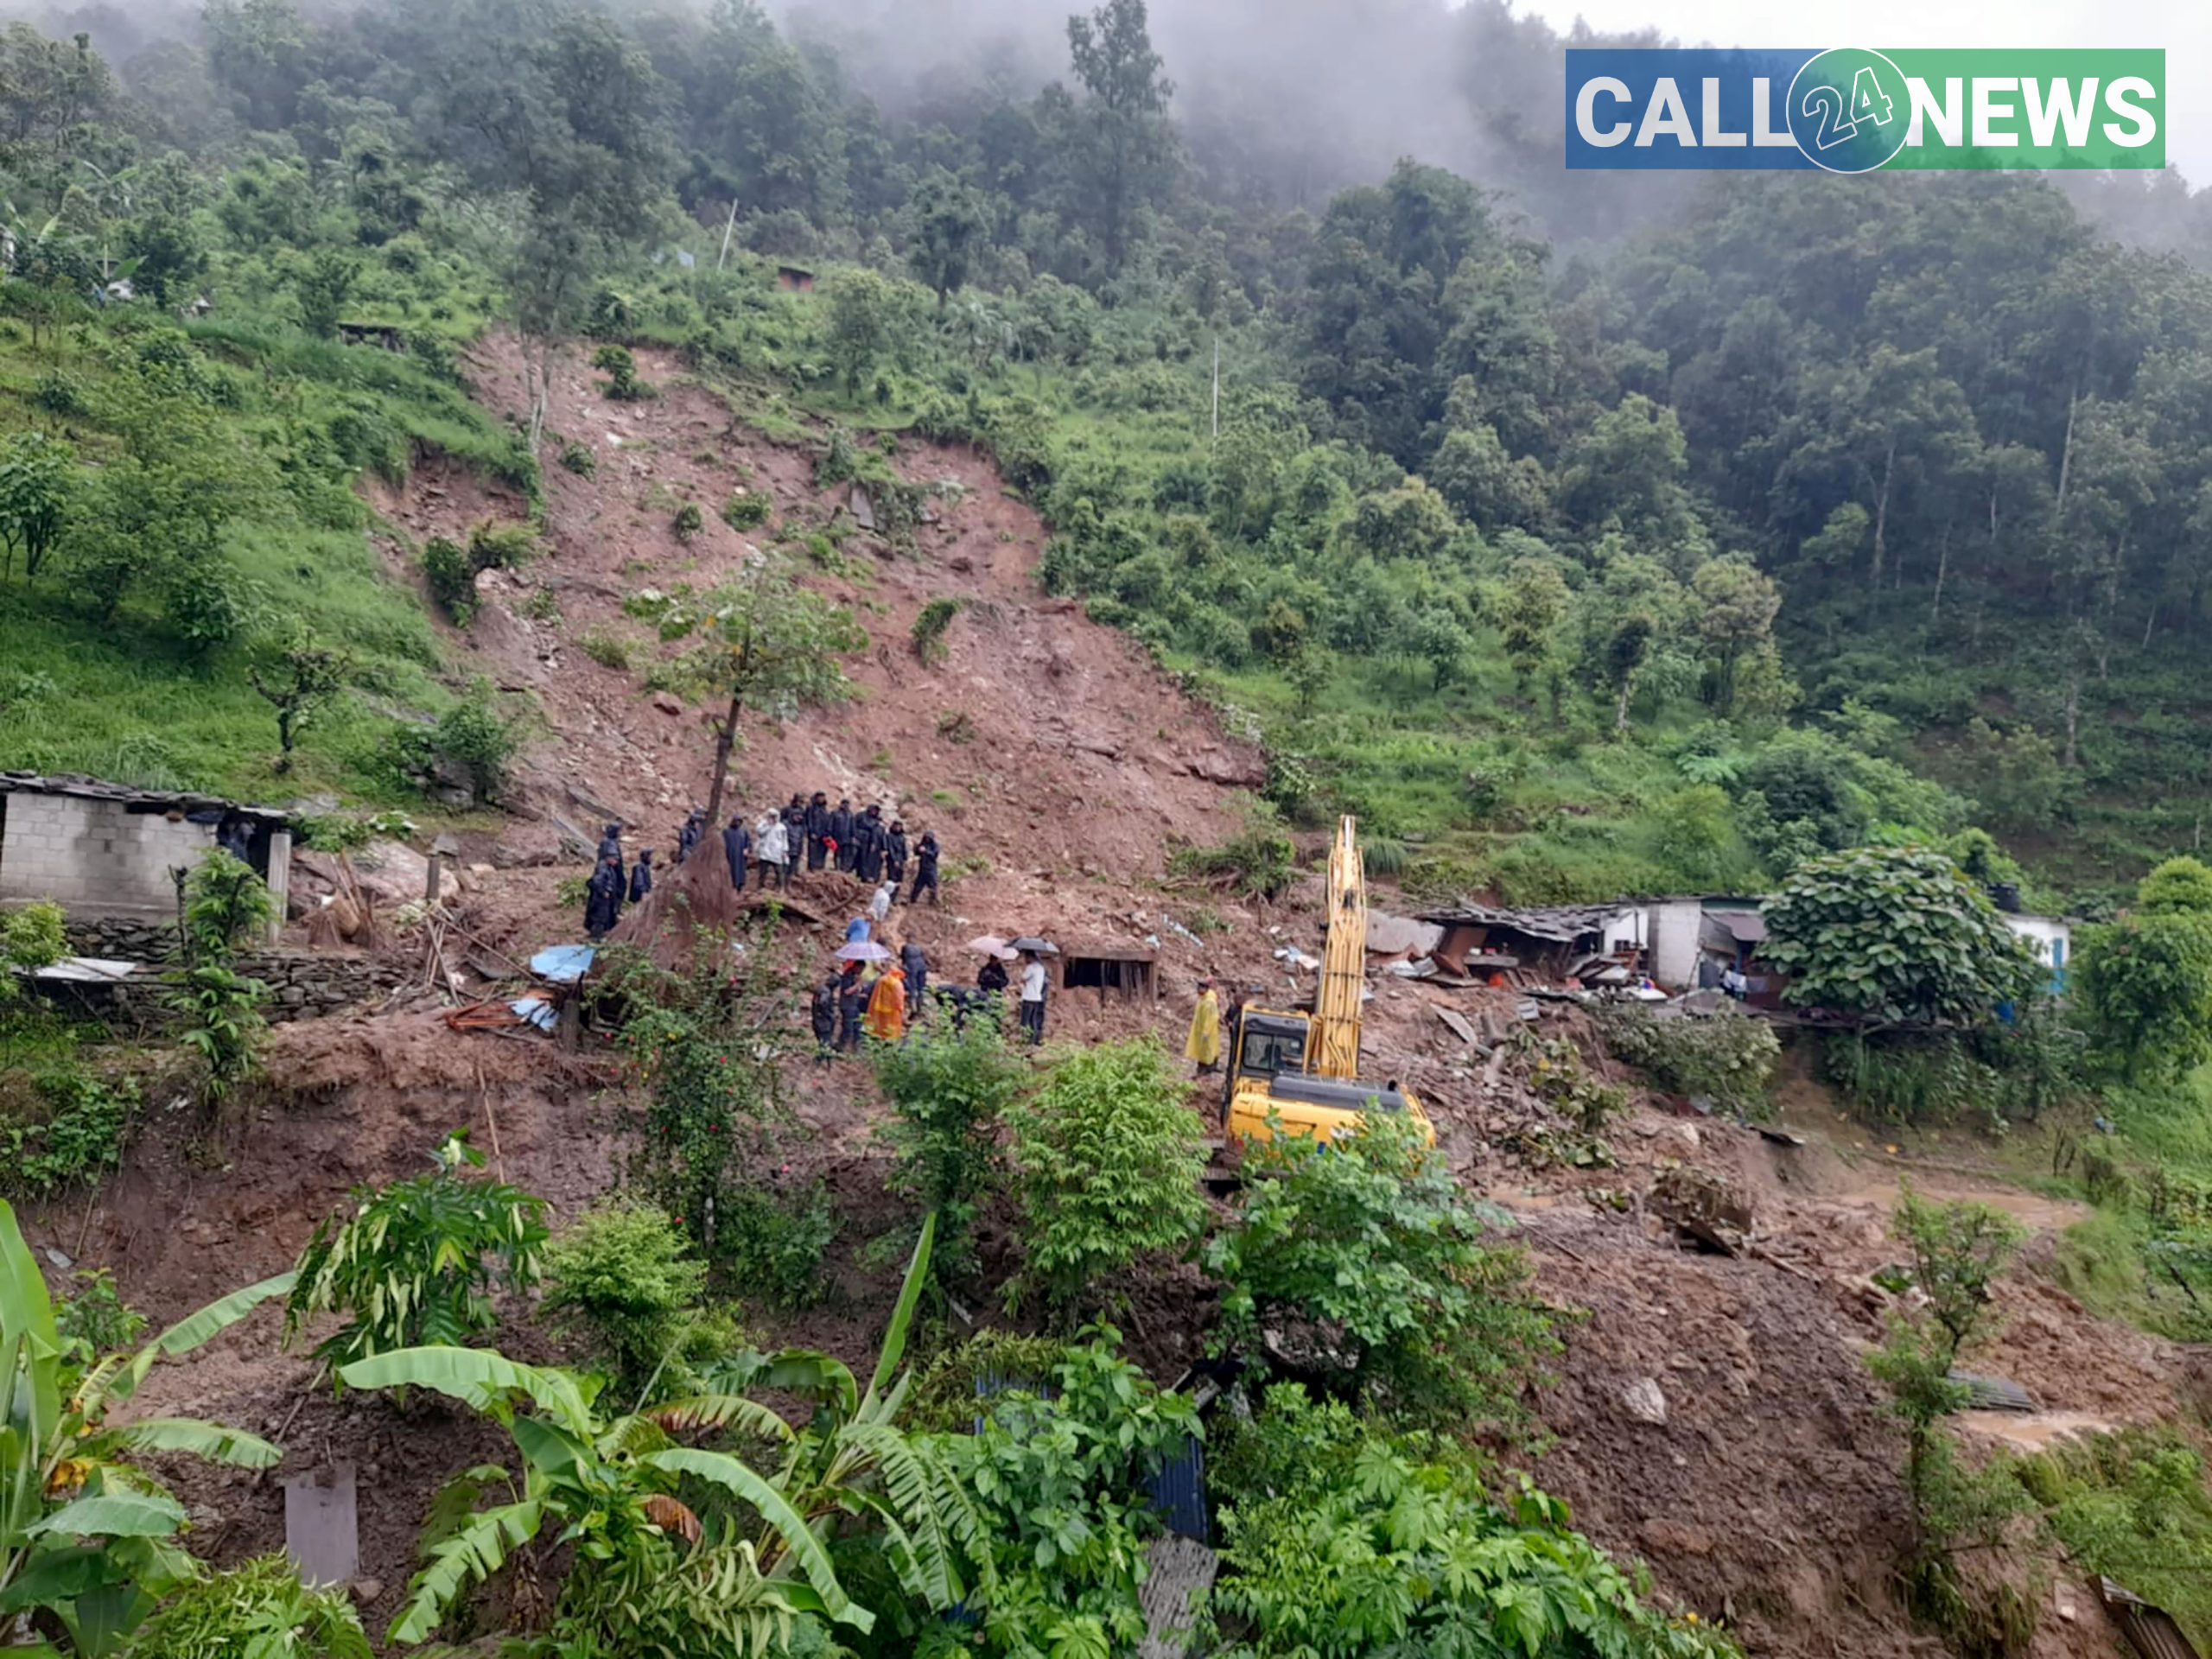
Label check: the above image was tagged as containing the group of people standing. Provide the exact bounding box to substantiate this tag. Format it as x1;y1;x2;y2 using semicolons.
809;939;1052;1059
580;793;945;939
713;794;942;907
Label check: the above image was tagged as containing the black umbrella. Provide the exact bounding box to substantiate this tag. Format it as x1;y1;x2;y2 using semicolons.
1007;937;1058;955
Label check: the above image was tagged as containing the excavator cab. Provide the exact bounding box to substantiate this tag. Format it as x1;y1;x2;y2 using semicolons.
1222;1005;1428;1146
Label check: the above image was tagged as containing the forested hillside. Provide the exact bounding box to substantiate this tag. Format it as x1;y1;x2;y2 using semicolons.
4;0;2212;905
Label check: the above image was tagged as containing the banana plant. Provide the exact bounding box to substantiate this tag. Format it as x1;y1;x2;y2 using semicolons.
680;1211;993;1613
339;1213;983;1653
0;1198;294;1656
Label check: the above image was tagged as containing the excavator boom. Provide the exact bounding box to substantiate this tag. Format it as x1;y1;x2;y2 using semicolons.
1221;814;1433;1147
1312;815;1365;1078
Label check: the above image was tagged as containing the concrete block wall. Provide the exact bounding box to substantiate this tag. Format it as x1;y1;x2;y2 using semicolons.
0;796;214;916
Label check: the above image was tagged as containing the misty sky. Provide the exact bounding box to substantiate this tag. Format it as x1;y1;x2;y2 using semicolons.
1519;0;2207;180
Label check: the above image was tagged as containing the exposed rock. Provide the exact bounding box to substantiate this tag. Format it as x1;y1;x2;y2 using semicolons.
1621;1376;1669;1426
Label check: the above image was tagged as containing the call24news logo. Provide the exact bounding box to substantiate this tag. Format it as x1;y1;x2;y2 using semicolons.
1565;48;2164;171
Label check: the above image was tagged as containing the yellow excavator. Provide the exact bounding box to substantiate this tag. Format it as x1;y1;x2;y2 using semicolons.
1221;816;1435;1147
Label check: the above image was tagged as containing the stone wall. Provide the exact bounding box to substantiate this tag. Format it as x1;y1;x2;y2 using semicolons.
48;917;401;1025
0;794;216;915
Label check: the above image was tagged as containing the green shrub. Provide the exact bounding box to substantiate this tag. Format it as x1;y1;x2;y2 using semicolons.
721;492;770;530
387;678;521;804
54;1267;146;1363
1006;1038;1209;1320
2018;1429;2212;1649
467;519;537;573
123;1554;370;1659
1170;819;1296;900
671;501;704;543
31;369;83;415
0;899;67;1005
1594;1003;1780;1119
559;440;597;477
420;536;475;623
578;627;632;670
1206;1111;1556;1430
1209;1385;1737;1659
718;1180;837;1311
0;1067;138;1198
540;1198;713;1401
592;343;654;401
911;597;961;664
286;1132;548;1376
874;1015;1025;1285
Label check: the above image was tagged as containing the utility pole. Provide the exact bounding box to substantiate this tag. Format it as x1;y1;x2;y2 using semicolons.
716;199;741;272
1211;336;1220;442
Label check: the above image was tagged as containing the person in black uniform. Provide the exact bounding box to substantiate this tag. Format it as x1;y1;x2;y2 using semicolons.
884;820;910;894
829;798;856;873
810;971;839;1065
584;855;625;938
855;804;886;884
836;967;869;1053
909;832;940;906
627;849;654;905
674;807;706;866
780;797;807;887
721;816;752;891
899;938;928;1018
804;791;831;871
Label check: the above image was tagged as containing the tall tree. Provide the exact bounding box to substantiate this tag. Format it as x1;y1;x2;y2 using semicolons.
624;557;868;828
1063;0;1175;275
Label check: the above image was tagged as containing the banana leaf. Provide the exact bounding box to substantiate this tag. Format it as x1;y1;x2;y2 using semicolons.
645;1448;873;1636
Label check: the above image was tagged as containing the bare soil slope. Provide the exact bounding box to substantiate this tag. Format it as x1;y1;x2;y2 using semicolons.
18;342;2205;1659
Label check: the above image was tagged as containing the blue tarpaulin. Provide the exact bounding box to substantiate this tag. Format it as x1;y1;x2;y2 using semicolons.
530;944;597;983
511;996;559;1033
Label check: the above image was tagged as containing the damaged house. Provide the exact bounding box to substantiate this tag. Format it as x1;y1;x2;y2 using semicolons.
0;772;293;934
1412;903;1649;986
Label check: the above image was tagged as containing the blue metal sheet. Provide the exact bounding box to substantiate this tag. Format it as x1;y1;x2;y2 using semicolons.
1146;1434;1209;1544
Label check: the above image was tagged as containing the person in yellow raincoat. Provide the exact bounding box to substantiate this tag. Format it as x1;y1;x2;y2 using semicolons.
864;963;907;1043
1185;978;1222;1077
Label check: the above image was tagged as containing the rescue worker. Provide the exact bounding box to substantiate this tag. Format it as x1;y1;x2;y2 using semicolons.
855;804;886;884
885;820;910;893
810;971;840;1065
836;966;869;1053
674;807;706;866
829;798;856;872
909;831;940;906
804;791;831;870
781;797;808;882
864;961;907;1044
627;848;655;906
596;822;624;863
584;854;625;938
721;815;752;891
900;938;929;1019
1185;978;1223;1077
868;881;895;925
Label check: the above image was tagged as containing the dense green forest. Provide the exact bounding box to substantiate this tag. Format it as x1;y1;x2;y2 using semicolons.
3;0;2211;906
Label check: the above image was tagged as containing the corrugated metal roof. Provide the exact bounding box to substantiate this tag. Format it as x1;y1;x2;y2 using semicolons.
1414;903;1632;943
0;772;292;823
1145;1433;1209;1543
2102;1579;2202;1659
